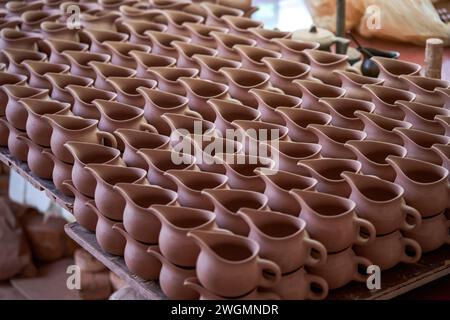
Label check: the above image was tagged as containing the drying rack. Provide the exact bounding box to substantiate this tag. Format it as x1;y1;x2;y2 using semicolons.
1;147;449;300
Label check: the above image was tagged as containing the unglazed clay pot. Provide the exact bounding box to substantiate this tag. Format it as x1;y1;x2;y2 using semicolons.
139;88;201;136
119;19;167;45
22;60;70;91
215;153;275;193
363;84;416;120
43;114;117;163
202;188;268;236
150;205;218;267
130;51;176;79
16;136;53;179
276;107;331;143
354;231;421;271
179;77;229;122
247;27;291;51
3;84;49;131
432;144;450;172
144;30;190;58
396;100;450;135
399;75;449;107
238;208;326;273
290;190;376;253
302;49;355;86
0;119;28;161
262;267;328;300
404;212;450;253
41;38;89;65
113;223;161;280
210;31;257;61
222;15;263;38
183;22;227;48
39;21;79;42
264;141;322;174
208;99;261;136
106;77;157;108
256;169;317;215
272;38;320;63
67;85;117;120
42;151;73;195
159;9;204;37
147;247;199;300
250;89;302;125
86;201;125;256
6;1;44;16
137;149;198;191
0;28;42;52
298;158;361;198
220;67;272;108
115;183;178;244
194;54;242;84
436;115;450;136
115;129;169;169
172;41;217;69
263;57;317;96
436;87;450;110
3;48;47;76
387;156;450;218
355;111;412;145
0;71;27;116
188;230;281;298
319;98;375;131
85;164;148;221
61;50;111;79
20;10;61;32
44;72;94;103
342;172;421;235
80;12;121;32
345;140;407;182
333;70;384;101
103;41;151;69
147;66;199;96
21;98;71;147
81;28;128;55
184;277;280;300
64;141;125;198
202;2;243;28
306;124;367;159
371;57;421;90
234;45;281;73
63;181;98;232
307;247;372;290
88;61;136;92
293;80;346;113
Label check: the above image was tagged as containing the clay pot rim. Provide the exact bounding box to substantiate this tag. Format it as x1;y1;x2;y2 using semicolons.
93;99;145;122
64;141;122;166
115;128;170;152
113;182;178;210
137;87;189;110
43;38;89;53
275;106;333;129
371;56;422;77
162;112;216;135
44;72;94;90
262;57;311;80
0;71;28;85
344;139;407;167
355;110;413;133
298;158;362;183
62;50;112;67
214;153;275;178
0;28;42;42
232;119;290;141
193;54;242;72
80;11;122;22
249;88;302;109
42;114;98;132
207;98;261;124
172;40;218;59
40;21;72;32
238;207;307;240
318;97;376;121
202;188;268;214
332;70;385;87
81;27;129;44
293;79;346;99
303;49;348;66
106;77;157;97
399;75;450;93
164;169;228;192
137;148;197;173
200;2;244;19
2;84;49;99
85;163;147;187
147;66;199;83
120;19;168;36
362;84;416;106
247;27;292;41
307;123;367;145
183;22;228;39
22;59;70;76
210;31;257;50
262;140;322;161
272;38;320;52
187;133;243;154
222;14;264;32
157;8;204;24
20;9;61;24
393;127;450;150
88;61;137;79
234;44;282;66
150;204;216;231
219;67;270;89
436;87;450;97
129;50;177;68
3;48;47;64
103;40;151;58
179;76;228;99
255;168;318;194
395;100;450;123
144;30;191;49
85;200;122;223
341;171;405;205
66;84;117;105
20;97;71;116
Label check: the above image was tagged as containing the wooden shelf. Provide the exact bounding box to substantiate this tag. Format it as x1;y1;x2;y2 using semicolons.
1;147;450;300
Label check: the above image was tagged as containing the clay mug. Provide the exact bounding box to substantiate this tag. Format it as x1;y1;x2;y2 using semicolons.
210;31;257;61
342;172;422;235
66;85;117;120
290;190;376;253
42;151;73;196
188;230;282;298
333;70;384;101
0;118;28;161
106;77;156;108
399;75;450;107
404;212;450;253
113;223;161;281
293;80;346;113
43;114;117;164
172;41;217;70
84;164;148;221
371;56;422;90
22;60;70;91
88;61;136;92
202;2;243;28
234;44;281;74
147;66;199;96
44;73;94;104
238;208;327;273
307;247;372;290
150;205;218;268
86;201;125;256
0;71;28;116
3;48;47;76
64;141;125;198
114;183;178;244
61;50;111;79
130;51;177;79
272;38;320;63
193;54;242;85
202;188;268;236
354;231;421;271
16;136;53;179
432;144;450;172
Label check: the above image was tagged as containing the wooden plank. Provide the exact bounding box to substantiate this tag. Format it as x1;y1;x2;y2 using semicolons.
64;222;166;300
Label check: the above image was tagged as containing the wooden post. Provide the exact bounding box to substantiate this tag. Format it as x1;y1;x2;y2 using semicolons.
424;38;444;79
336;0;346;54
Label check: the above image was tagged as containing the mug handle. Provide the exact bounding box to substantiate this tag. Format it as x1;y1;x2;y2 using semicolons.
184;109;203;119
401;204;422;232
97;131;117;148
446;218;450;245
304;238;327;267
140;122;158;133
352;256;372;283
400;238;422;264
354;217;376;246
257;258;281;288
305;273;329;300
